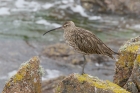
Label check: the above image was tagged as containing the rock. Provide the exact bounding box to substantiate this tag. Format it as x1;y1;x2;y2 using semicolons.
2;56;42;93
81;0;140;15
55;73;129;93
42;76;65;93
114;36;140;92
42;43;84;65
42;43;76;58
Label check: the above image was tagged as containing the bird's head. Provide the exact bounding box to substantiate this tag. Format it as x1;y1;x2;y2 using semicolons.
43;21;75;35
62;21;75;29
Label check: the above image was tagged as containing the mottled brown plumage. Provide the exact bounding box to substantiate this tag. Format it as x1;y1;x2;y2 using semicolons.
43;21;118;74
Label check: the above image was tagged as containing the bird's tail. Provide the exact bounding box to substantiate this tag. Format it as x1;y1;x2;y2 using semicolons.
112;51;120;61
107;51;120;59
114;51;120;55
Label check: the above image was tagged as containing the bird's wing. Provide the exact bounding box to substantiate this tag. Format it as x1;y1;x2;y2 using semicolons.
71;27;114;58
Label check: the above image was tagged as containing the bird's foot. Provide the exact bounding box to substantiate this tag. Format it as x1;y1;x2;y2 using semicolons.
81;71;85;75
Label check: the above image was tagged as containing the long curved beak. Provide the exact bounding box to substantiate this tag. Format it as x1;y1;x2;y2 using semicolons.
43;27;62;36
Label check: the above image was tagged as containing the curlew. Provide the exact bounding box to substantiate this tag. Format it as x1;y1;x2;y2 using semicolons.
43;21;118;74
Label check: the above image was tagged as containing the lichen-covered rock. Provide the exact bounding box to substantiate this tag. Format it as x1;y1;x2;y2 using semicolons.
2;56;42;93
122;54;140;93
114;36;140;93
55;73;129;93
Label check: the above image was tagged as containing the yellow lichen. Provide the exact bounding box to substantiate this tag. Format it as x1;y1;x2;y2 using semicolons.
135;55;140;63
13;74;23;82
9;59;31;84
76;74;129;93
120;44;139;53
56;85;61;92
119;36;140;53
6;82;11;87
125;45;139;52
116;42;139;68
2;56;41;93
76;74;106;89
31;56;39;61
76;74;92;82
106;81;129;93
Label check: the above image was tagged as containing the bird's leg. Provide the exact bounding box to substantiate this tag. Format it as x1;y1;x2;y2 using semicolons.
81;55;87;75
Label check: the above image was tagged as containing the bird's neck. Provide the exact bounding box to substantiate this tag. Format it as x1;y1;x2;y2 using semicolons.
64;26;76;33
63;27;76;39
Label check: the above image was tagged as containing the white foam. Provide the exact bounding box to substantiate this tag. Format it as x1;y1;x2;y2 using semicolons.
15;0;40;11
0;7;10;15
42;3;53;9
70;5;101;20
62;0;74;3
71;5;87;17
36;19;61;27
58;2;101;20
42;69;62;80
11;8;30;12
29;1;40;11
89;16;102;20
14;0;101;19
52;23;61;27
95;63;103;67
15;0;28;8
8;70;17;78
132;24;140;29
36;20;50;25
0;70;17;80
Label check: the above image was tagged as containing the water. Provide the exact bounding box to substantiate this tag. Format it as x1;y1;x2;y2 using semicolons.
0;0;138;42
0;0;140;92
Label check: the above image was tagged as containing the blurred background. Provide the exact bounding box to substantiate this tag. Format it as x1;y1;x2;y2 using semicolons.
0;0;140;92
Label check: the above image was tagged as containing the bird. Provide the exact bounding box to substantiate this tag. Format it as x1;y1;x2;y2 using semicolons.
43;21;119;74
